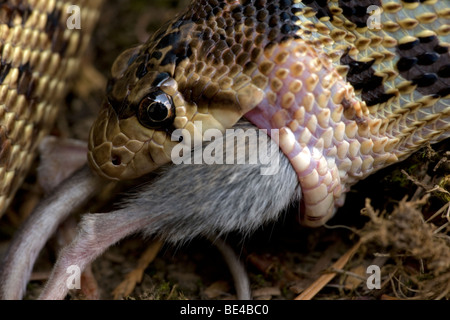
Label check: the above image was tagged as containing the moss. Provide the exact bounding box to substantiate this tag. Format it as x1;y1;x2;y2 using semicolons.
437;175;450;202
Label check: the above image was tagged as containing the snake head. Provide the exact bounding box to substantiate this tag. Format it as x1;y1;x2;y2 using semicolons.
88;46;193;180
88;29;265;180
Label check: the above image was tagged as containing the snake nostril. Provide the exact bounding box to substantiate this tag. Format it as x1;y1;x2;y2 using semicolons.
111;155;122;166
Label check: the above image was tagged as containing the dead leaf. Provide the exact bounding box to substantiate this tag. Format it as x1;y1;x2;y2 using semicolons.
343;265;366;290
295;241;361;300
247;253;275;274
252;287;281;298
112;240;162;299
204;280;230;299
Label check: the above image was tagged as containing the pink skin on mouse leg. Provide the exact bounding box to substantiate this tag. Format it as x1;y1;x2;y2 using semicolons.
54;215;100;299
39;211;150;300
38;138;100;299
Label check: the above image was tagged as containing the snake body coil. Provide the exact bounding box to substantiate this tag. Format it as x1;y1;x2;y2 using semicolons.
0;0;103;216
88;0;449;226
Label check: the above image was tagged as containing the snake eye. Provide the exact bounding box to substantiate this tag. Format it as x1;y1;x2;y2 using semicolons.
137;90;174;128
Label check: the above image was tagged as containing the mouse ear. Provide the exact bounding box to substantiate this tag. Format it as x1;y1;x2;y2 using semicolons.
111;45;142;79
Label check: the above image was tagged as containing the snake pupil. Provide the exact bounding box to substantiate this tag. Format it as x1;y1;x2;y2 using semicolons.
147;102;169;121
137;90;174;128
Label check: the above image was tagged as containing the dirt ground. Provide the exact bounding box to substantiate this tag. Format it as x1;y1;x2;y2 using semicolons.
0;0;449;300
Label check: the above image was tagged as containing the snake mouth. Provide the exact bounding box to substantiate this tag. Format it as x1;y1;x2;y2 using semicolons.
88;100;175;180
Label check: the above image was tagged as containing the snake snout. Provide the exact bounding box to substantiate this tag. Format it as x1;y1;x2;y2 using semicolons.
88;106;169;180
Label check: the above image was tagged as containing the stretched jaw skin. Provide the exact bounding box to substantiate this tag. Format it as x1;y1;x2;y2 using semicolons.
245;38;400;227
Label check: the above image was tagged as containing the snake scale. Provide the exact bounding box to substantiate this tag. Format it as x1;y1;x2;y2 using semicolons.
0;0;103;216
0;0;449;225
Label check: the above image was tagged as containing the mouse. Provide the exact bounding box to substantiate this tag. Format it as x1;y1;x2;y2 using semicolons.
0;120;301;299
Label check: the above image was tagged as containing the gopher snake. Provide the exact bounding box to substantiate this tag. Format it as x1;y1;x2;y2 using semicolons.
0;0;449;225
87;0;450;226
